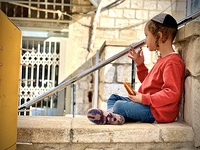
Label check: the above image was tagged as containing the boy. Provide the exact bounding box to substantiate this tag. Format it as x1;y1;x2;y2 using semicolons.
87;13;185;125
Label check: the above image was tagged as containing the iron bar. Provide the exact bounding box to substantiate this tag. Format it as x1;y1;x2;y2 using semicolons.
72;83;76;118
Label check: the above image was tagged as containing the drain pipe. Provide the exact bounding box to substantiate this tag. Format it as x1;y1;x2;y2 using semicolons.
72;83;76;117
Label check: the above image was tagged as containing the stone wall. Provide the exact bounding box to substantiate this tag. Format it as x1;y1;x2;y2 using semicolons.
69;0;186;114
174;21;200;148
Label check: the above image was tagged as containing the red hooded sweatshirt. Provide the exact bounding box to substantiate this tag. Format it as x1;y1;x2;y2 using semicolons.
137;53;185;123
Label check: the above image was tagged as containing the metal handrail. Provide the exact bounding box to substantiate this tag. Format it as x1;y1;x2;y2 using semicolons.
18;10;200;110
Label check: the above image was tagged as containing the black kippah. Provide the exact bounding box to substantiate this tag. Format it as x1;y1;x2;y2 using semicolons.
151;13;178;29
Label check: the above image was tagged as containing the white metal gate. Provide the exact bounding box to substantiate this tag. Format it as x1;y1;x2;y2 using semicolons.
19;38;60;116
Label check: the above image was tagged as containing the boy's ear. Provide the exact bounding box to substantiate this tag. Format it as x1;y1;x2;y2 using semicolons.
157;31;163;40
158;31;167;43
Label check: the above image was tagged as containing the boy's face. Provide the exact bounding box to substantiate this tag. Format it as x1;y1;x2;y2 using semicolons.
144;25;157;51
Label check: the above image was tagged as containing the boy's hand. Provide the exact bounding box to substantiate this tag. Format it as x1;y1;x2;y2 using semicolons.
128;92;142;104
128;46;144;66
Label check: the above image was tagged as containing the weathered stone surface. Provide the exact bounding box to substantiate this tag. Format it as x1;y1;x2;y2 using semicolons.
123;9;136;19
184;77;200;147
155;122;194;142
103;64;116;83
117;64;132;82
72;117;112;143
103;46;128;61
17;116;72;143
99;83;127;101
97;30;119;39
143;0;157;10
175;21;200;148
100;18;115;28
111;123;160;143
17;116;195;150
109;9;123;18
185;37;200;76
176;21;200;41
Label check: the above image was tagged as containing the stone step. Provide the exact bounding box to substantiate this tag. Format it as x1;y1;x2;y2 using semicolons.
17;116;195;150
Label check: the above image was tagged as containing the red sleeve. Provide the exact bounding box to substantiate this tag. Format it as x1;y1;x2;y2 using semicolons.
136;63;148;83
142;63;183;107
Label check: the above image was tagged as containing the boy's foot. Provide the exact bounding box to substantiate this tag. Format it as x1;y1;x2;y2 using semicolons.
87;108;125;125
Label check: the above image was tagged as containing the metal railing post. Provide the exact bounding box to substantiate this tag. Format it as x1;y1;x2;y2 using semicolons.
72;83;76;117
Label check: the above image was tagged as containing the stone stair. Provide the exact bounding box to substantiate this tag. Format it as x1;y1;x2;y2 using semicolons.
17;116;195;150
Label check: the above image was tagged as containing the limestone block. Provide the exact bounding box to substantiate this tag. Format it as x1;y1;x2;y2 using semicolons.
75;90;85;103
102;0;116;7
115;54;132;64
123;9;136;19
129;19;144;30
131;0;143;9
119;29;137;39
175;23;200;77
184;77;193;125
135;10;148;20
115;0;130;9
109;9;123;18
99;64;116;83
176;21;200;42
115;18;129;27
30;128;68;143
137;29;146;39
97;30;119;39
103;64;115;83
72;118;161;143
111;123;160;143
149;11;163;19
17;116;71;143
78;80;89;90
117;65;132;82
157;1;171;10
77;16;92;25
174;12;186;21
100;9;109;17
103;46;127;61
99;83;127;101
155;122;194;142
75;103;91;115
17;128;32;143
100;18;115;28
176;1;187;12
72;117;112;143
184;77;200;147
144;1;157;10
185;37;200;76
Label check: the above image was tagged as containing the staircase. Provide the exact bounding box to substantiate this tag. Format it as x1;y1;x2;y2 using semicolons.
17;116;194;150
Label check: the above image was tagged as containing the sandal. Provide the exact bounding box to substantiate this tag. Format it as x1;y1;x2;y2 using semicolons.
87;108;125;125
